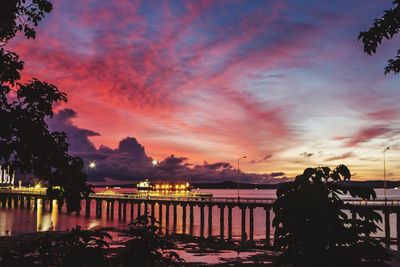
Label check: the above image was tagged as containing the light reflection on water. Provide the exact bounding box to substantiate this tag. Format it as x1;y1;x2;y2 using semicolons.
0;188;399;241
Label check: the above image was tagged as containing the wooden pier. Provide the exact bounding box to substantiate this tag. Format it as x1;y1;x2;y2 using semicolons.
1;189;400;248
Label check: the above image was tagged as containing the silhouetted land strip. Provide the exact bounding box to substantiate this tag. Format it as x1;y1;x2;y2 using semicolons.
96;180;400;190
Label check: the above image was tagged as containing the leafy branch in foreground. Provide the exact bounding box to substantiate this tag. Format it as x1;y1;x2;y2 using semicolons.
359;0;400;74
273;165;391;267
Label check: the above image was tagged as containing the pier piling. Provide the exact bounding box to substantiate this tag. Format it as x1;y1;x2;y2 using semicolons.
228;206;232;240
220;205;224;240
200;205;205;238
182;204;187;234
241;207;246;241
208;205;213;238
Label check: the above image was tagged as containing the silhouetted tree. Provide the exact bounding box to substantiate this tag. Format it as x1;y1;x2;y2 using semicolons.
114;215;183;267
0;0;52;42
0;1;90;211
273;165;391;267
359;0;400;74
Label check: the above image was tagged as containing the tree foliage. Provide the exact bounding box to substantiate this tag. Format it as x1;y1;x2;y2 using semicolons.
359;0;400;74
0;0;52;43
0;0;90;212
273;165;391;267
114;215;184;267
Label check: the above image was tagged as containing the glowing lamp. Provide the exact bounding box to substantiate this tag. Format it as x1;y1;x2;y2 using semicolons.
89;161;96;169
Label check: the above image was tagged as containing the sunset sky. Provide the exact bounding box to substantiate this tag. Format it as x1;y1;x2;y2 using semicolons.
9;0;400;182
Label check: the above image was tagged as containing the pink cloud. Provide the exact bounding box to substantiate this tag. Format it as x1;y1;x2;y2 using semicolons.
341;126;391;147
324;152;354;162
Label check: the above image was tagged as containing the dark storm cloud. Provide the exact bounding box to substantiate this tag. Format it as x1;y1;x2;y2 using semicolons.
48;109;288;184
47;109;99;153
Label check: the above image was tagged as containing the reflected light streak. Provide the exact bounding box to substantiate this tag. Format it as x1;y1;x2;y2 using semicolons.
36;198;42;231
51;199;58;231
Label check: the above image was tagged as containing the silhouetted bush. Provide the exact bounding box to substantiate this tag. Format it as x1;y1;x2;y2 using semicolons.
113;215;184;267
0;226;111;267
273;165;391;267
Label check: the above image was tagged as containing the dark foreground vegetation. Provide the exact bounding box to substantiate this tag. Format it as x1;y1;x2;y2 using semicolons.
273;165;391;267
0;215;183;267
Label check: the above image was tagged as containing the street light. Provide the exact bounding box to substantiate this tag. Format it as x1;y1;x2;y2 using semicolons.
152;159;158;166
89;161;96;169
383;147;390;204
237;156;246;200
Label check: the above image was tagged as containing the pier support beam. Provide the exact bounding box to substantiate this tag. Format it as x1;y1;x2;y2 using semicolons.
49;198;54;213
118;201;122;219
99;200;103;218
96;200;102;218
165;204;170;235
2;196;6;208
265;207;271;244
137;202;141;217
33;197;38;211
384;210;390;249
13;196;19;209
7;196;12;208
158;203;163;233
228;206;232;240
189;204;194;235
220;205;224;240
106;201;110;218
200;205;205;238
182;204;187;234
123;202;127;221
20;196;24;209
151;203;155;222
41;198;46;212
57;198;63;213
173;204;177;232
110;201;115;219
241;207;246;241
208;205;213;238
397;211;400;250
27;197;31;210
249;207;254;241
144;202;148;216
130;201;134;221
85;199;91;217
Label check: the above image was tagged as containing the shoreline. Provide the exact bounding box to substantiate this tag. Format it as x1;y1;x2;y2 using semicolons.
2;229;400;266
0;229;277;266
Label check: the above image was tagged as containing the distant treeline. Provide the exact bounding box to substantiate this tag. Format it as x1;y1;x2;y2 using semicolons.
94;180;400;189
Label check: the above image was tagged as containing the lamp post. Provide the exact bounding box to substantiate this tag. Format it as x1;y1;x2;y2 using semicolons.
237;156;246;200
383;147;390;205
86;161;96;175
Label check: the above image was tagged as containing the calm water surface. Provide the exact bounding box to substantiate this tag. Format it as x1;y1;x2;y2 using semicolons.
0;188;399;240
